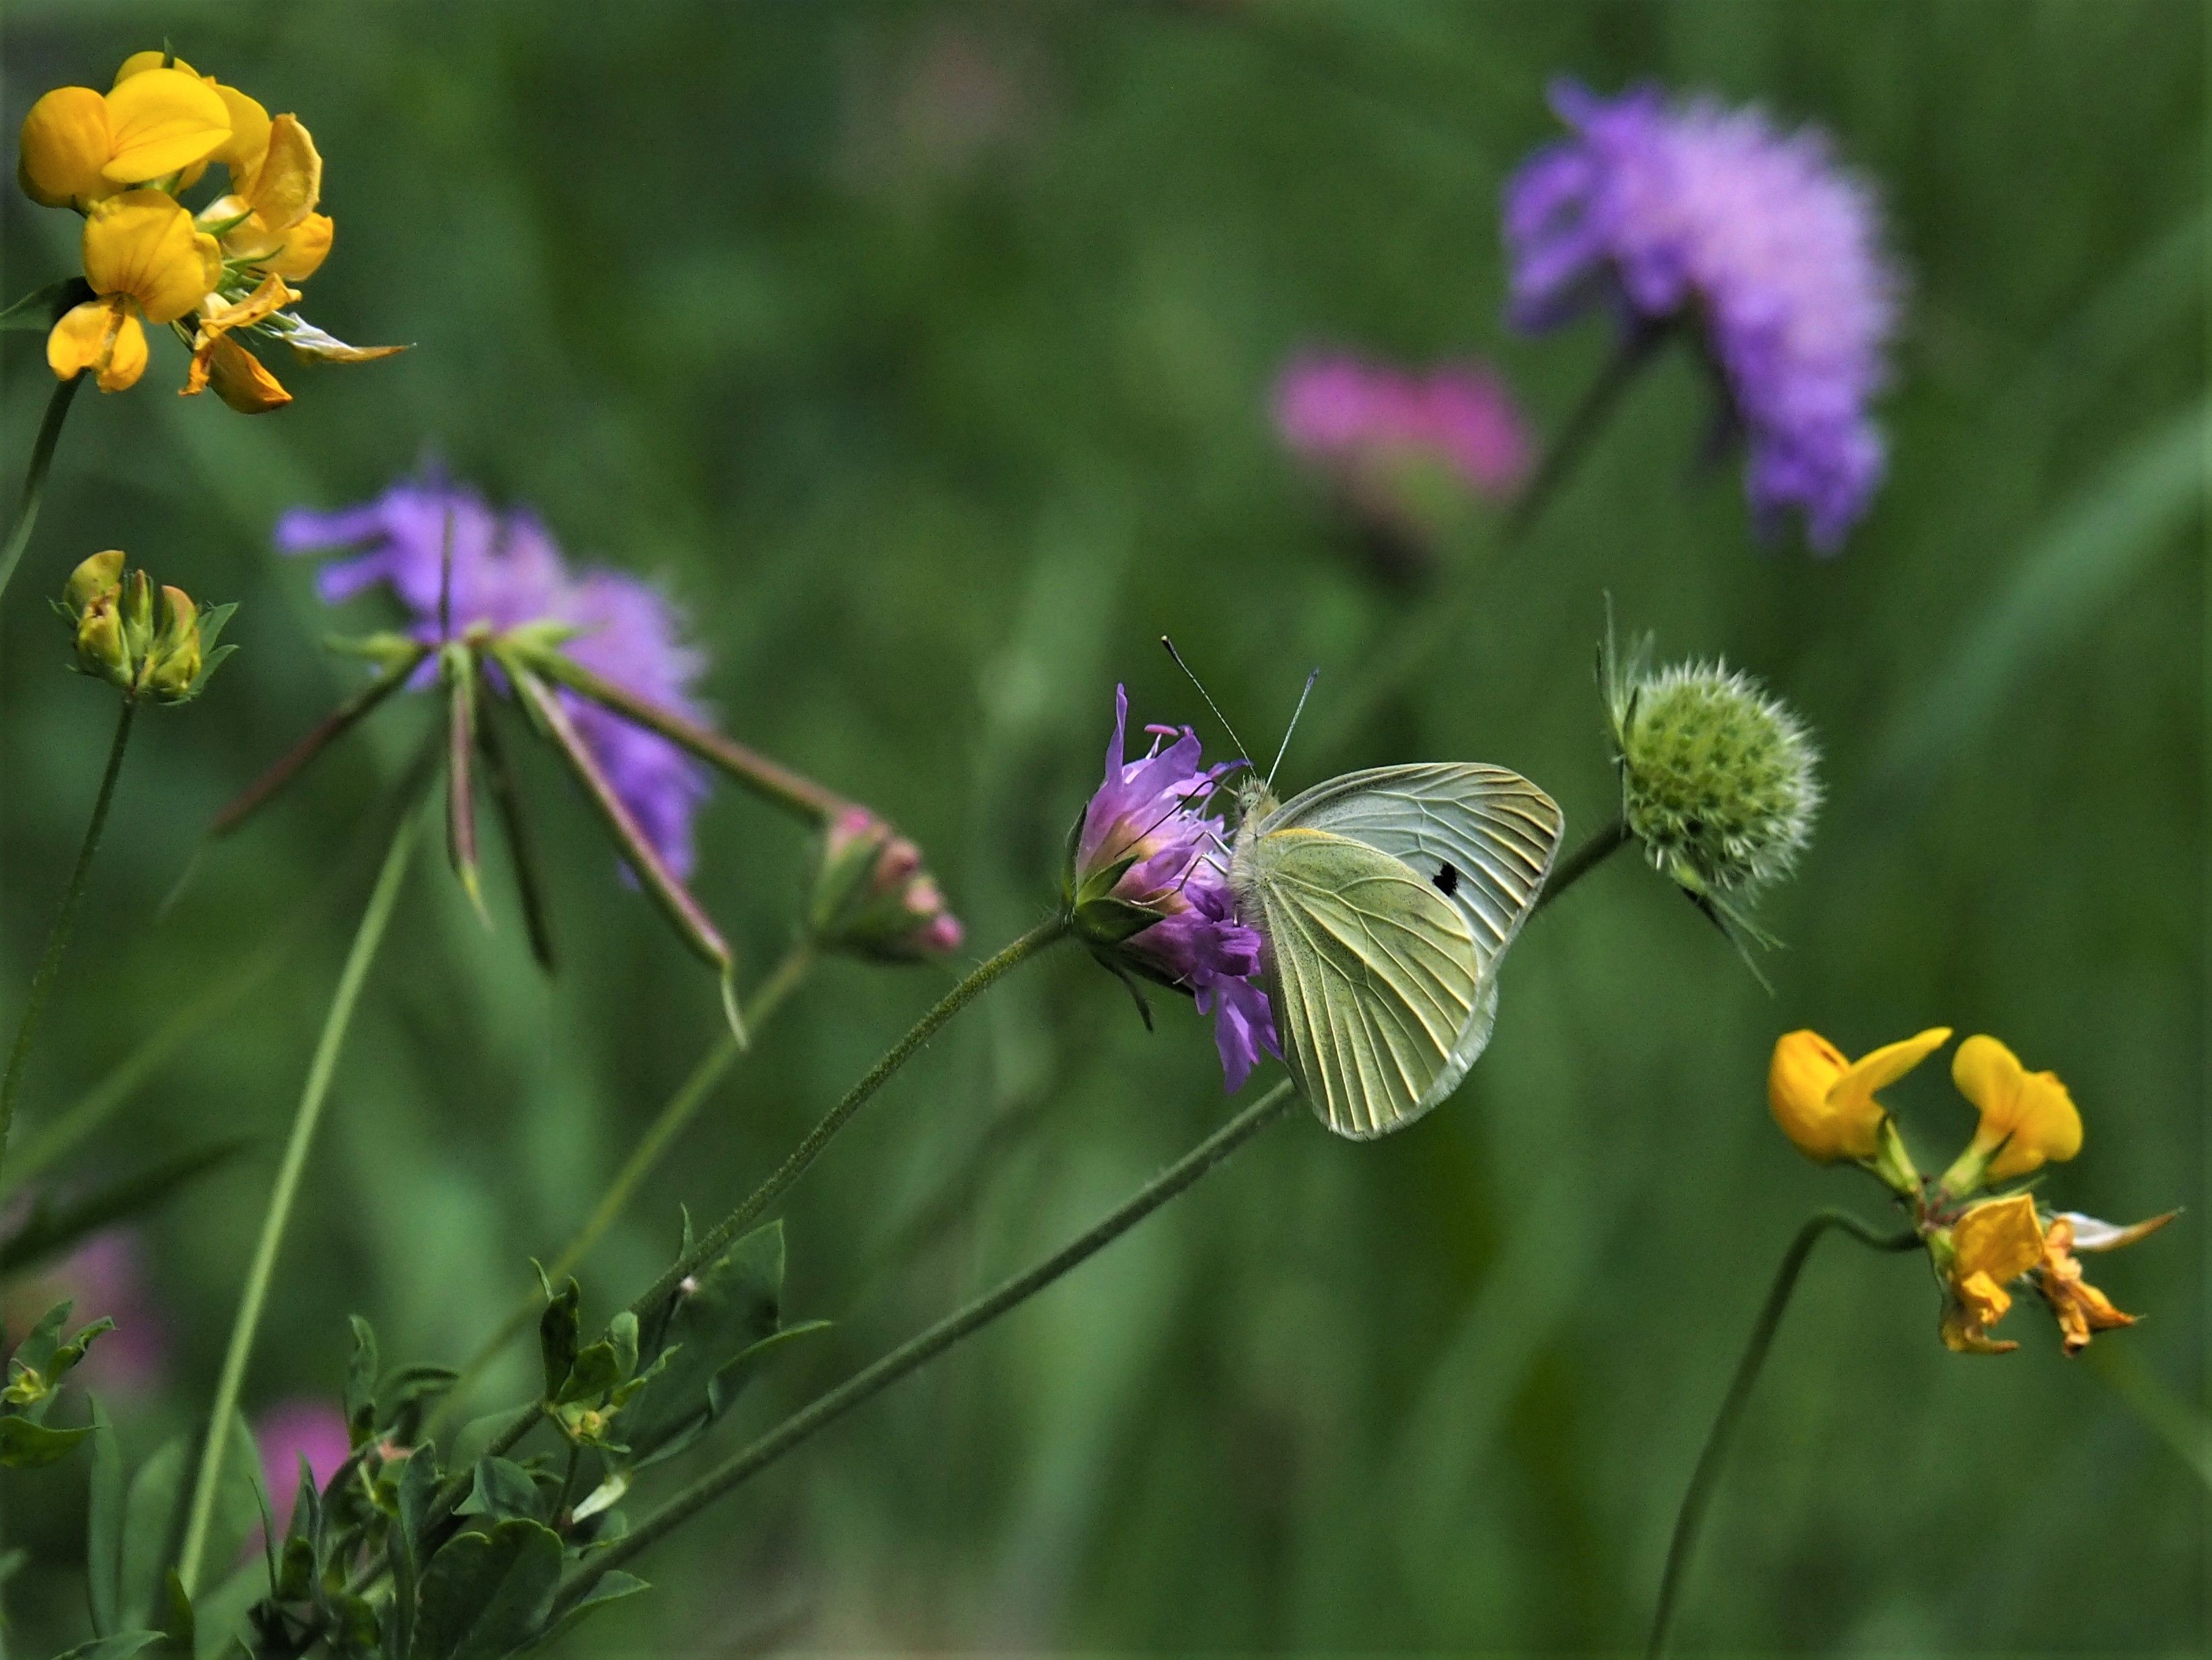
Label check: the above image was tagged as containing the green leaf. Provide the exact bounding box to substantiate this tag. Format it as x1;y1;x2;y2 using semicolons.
385;1445;441;1660
0;275;91;332
536;1276;580;1403
345;1315;380;1443
455;1456;546;1525
88;1409;125;1634
529;1571;649;1649
412;1519;563;1660
0;1412;93;1467
118;1436;190;1630
9;1297;73;1377
48;1633;167;1660
624;1221;801;1466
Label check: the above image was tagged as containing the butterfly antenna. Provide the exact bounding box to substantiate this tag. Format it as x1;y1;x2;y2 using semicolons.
1265;667;1320;791
1160;637;1253;765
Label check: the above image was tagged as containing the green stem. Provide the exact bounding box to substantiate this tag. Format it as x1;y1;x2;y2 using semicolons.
174;809;420;1595
0;373;83;602
427;941;817;1441
1646;1208;1920;1659
554;1078;1302;1612
408;915;1069;1547
0;696;136;1192
1530;818;1631;921
1504;323;1668;543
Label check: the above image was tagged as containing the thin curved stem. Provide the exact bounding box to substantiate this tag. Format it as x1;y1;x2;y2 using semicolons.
175;809;420;1595
555;1079;1302;1612
404;915;1070;1552
427;941;817;1441
0;372;83;602
0;696;136;1192
1646;1208;1920;1659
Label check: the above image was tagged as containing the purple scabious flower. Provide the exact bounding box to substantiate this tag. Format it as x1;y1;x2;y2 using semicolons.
276;472;711;876
1274;351;1532;499
1504;80;1902;550
1066;687;1280;1091
254;1398;354;1536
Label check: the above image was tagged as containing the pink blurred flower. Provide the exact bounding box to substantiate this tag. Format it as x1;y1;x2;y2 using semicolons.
256;1398;353;1536
1274;351;1533;501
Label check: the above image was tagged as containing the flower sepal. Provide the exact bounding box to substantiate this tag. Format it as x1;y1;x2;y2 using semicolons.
807;809;963;964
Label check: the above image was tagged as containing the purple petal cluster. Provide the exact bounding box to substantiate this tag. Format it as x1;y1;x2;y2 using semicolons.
276;472;711;877
1274;351;1532;499
1074;688;1279;1091
1504;80;1902;550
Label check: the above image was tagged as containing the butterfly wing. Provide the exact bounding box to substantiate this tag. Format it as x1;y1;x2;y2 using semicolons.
1261;764;1561;1122
1246;826;1483;1139
1268;764;1563;978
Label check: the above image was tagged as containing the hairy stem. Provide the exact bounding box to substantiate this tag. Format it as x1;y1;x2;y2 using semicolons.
175;810;420;1595
1530;818;1631;921
427;942;817;1439
1646;1208;1920;1658
0;696;135;1192
0;373;83;602
556;1079;1302;1610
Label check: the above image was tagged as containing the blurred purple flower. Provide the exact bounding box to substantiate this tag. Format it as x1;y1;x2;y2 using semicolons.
1274;351;1533;499
1070;688;1279;1091
255;1398;353;1536
1504;79;1902;550
276;472;711;875
0;1229;166;1396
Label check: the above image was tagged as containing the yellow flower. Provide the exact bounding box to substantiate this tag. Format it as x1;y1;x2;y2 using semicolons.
1938;1193;2044;1355
196;114;331;283
113;52;270;184
47;192;222;392
1767;1025;1950;1165
184;273;299;412
17;66;231;209
1948;1034;2082;1186
2036;1211;2173;1357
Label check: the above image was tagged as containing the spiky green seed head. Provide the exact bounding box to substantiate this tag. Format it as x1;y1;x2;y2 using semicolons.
1606;651;1820;898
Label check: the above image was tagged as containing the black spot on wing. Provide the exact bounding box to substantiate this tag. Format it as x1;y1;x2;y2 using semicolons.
1432;861;1459;897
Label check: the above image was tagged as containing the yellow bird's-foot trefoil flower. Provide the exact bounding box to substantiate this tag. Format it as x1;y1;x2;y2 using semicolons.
1761;1022;2176;1359
1940;1033;2084;1194
54;549;236;705
1767;1025;1946;1190
47;191;220;392
14;48;404;410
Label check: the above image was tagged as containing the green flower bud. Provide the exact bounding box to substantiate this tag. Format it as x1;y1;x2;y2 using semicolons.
1605;632;1820;898
62;549;124;616
73;595;133;688
142;585;202;701
808;808;965;963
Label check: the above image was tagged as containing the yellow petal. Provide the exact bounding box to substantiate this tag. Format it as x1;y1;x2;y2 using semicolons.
205;335;292;414
211;83;272;174
1841;1026;1953;1097
187;272;299;394
1767;1029;1851;1161
1952;1192;2046;1287
1816;1025;1950;1161
1954;1034;2083;1179
97;310;149;392
241;113;320;231
261;211;333;281
47;297;124;383
100;67;231;184
19;87;113;208
1940;1271;2019;1355
113;51;196;83
82;191;215;323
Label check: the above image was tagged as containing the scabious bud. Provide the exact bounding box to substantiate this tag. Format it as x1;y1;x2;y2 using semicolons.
808;808;964;964
1605;630;1820;900
53;550;235;704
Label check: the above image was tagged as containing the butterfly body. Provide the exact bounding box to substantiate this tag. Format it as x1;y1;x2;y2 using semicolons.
1228;764;1563;1139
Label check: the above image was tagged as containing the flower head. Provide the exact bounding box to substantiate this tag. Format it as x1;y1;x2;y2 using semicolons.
55;548;235;703
255;1398;353;1535
276;473;711;877
19;49;399;409
1066;687;1278;1090
1607;636;1820;901
1943;1034;2083;1190
810;807;965;963
1505;81;1901;550
1767;1025;1947;1171
1274;352;1531;544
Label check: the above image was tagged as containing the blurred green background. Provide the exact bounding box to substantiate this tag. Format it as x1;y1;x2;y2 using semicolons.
1;1;2203;1652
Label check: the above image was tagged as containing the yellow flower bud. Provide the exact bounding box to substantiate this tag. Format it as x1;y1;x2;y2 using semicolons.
1767;1025;1950;1169
63;548;125;615
1944;1034;2082;1190
143;585;201;699
73;594;131;687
